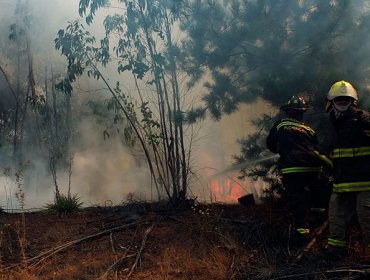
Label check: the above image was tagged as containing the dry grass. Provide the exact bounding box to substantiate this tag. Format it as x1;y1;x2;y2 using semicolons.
1;202;370;280
135;245;232;280
248;248;281;279
1;270;39;280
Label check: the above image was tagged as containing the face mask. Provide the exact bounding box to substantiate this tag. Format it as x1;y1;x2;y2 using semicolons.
333;102;351;113
332;102;351;118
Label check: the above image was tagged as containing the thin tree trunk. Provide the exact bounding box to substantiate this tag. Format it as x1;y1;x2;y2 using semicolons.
164;10;188;198
52;73;59;141
26;34;36;99
0;63;20;156
138;2;177;200
25;32;44;154
65;93;72;143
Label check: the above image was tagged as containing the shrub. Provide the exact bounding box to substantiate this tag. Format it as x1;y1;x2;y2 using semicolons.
46;193;83;214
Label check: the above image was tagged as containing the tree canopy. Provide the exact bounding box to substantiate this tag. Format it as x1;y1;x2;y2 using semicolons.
180;0;370;119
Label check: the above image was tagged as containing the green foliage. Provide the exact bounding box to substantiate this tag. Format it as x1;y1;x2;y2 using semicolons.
140;102;160;129
8;23;25;41
79;0;110;25
179;0;370;192
185;107;206;124
181;0;370;118
232;114;283;198
55;20;99;93
87;82;141;147
45;193;83;214
56;0;192;204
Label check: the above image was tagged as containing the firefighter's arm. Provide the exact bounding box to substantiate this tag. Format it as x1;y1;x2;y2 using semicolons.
357;110;370;135
266;124;279;153
316;115;335;169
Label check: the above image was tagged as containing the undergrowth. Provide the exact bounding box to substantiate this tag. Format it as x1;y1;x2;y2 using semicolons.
45;193;83;214
1;202;369;279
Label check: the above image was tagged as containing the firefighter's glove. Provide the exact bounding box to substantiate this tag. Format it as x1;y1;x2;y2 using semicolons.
357;111;370;125
314;151;333;170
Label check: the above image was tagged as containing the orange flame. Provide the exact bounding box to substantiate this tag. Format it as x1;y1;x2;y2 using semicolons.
209;177;245;203
199;151;247;203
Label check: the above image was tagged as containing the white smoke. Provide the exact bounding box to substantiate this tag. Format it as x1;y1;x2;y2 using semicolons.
0;0;274;210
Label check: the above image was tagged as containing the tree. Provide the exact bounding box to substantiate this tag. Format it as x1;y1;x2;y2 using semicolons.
178;0;370;194
55;0;194;204
180;0;370;119
0;0;76;204
173;0;370;201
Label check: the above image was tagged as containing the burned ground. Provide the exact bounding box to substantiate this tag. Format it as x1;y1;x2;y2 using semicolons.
0;201;369;280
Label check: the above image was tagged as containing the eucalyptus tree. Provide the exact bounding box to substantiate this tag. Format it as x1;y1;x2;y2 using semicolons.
0;0;53;162
55;0;192;204
0;1;76;201
1;0;32;157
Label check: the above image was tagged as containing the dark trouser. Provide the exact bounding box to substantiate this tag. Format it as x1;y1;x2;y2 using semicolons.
328;191;370;247
282;172;321;229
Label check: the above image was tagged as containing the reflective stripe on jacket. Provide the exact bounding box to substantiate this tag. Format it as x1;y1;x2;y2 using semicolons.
281;166;321;174
329;108;370;192
266;118;321;172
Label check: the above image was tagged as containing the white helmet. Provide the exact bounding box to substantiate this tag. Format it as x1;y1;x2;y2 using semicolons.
326;80;358;113
327;80;358;101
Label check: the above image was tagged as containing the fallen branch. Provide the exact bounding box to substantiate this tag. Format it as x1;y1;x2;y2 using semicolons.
271;266;370;280
110;232;115;253
127;221;157;278
24;220;147;267
98;253;136;280
220;217;253;225
226;254;236;279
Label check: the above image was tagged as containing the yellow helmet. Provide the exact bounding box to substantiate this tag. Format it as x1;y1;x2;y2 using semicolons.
327;80;358;101
325;81;358;112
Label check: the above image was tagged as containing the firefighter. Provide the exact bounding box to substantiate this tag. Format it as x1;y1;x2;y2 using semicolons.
323;80;370;260
266;96;327;246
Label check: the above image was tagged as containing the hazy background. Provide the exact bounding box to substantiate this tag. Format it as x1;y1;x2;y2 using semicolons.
0;0;272;210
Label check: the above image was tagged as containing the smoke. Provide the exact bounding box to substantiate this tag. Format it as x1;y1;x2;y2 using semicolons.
69;117;152;206
0;0;274;210
189;98;272;202
0;0;154;210
0;99;153;211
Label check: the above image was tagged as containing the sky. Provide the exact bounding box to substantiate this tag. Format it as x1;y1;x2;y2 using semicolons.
0;0;273;211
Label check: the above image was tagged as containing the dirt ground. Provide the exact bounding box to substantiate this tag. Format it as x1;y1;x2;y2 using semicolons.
0;201;369;280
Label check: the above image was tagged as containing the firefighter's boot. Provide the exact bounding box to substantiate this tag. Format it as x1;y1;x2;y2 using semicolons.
360;245;370;263
290;228;310;247
321;245;348;262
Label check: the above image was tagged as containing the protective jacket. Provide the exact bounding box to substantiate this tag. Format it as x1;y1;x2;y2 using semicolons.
329;107;370;192
266;118;322;174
